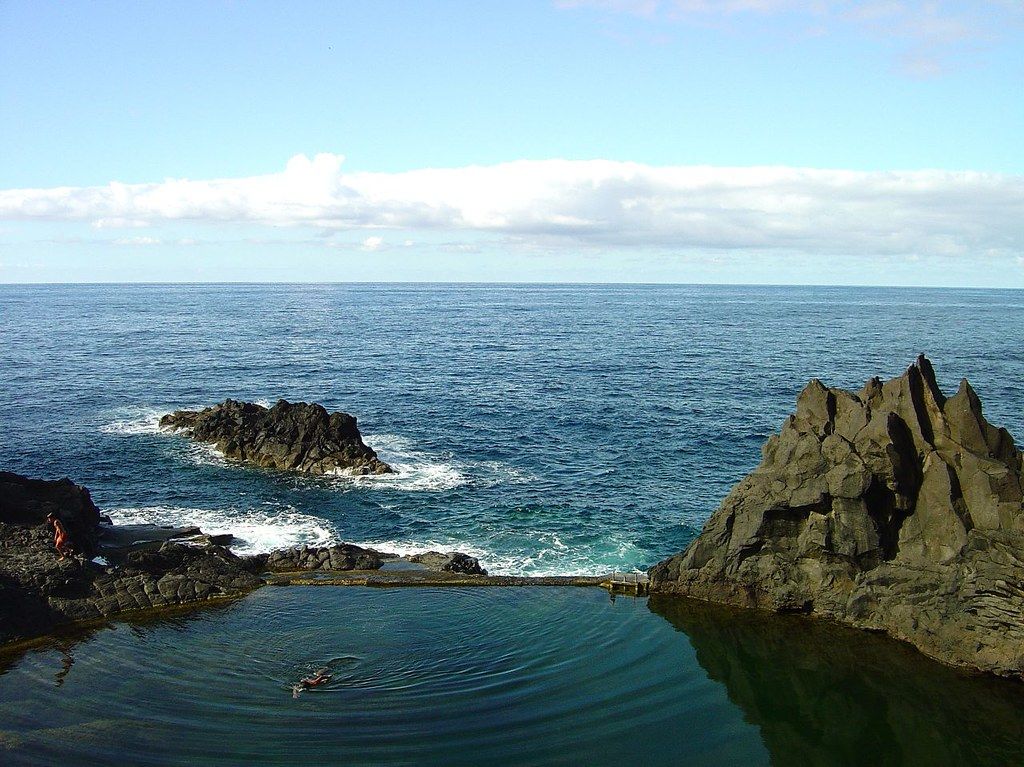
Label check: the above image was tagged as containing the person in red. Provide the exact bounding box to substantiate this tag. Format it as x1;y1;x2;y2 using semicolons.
46;512;74;559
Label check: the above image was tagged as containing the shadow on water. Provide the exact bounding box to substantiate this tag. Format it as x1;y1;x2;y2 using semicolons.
0;599;243;683
647;595;1024;767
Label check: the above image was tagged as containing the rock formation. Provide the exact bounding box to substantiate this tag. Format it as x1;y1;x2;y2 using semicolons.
0;472;103;557
409;550;488;575
252;544;386;573
0;472;262;644
159;399;393;476
1;471;485;645
650;356;1024;679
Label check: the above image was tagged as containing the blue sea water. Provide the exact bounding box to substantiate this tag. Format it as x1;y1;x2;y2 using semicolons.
3;283;1024;766
3;283;1023;574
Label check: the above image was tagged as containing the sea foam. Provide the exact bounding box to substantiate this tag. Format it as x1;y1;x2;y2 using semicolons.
105;505;337;555
98;407;167;436
339;434;468;491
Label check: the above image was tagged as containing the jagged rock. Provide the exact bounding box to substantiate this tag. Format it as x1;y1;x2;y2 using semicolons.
2;472;494;646
254;543;386;573
96;524;215;562
0;473;262;644
409;551;488;575
159;399;393;476
252;545;487;575
1;471;102;557
649;356;1024;679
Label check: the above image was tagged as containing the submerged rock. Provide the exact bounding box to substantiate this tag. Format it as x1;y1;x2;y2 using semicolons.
159;399;393;476
647;595;1024;765
649;356;1024;679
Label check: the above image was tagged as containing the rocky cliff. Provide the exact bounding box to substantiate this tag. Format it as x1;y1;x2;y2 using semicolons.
160;399;393;476
649;356;1024;679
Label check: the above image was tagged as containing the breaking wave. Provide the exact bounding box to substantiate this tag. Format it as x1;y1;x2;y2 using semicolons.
105;505;337;555
346;531;646;577
344;434;534;492
98;406;167;436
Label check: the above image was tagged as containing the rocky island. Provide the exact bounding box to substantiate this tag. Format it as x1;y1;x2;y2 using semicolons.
650;356;1024;680
159;399;393;476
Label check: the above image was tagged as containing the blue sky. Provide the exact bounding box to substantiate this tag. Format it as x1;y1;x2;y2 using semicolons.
1;1;1021;285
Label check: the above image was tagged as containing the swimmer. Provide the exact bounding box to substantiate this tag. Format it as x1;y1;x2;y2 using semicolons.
292;667;332;698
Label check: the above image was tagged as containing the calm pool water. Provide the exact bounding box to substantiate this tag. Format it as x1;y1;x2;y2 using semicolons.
1;587;1022;766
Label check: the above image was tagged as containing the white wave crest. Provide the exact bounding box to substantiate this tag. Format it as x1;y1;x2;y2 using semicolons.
344;532;646;578
98;407;167;436
105;505;337;555
347;538;490;560
342;434;468;491
181;440;237;470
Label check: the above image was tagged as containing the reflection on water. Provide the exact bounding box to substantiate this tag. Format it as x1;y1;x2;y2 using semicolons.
648;595;1024;767
0;587;767;767
1;588;1022;766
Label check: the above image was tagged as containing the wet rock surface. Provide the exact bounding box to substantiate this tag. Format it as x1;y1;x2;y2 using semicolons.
1;472;489;646
650;356;1024;679
0;472;261;645
409;551;488;575
159;399;393;476
252;544;386;573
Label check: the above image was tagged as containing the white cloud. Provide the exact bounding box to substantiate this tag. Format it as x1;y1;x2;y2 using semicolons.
92;217;152;229
112;236;161;246
558;1;1023;75
361;235;385;251
1;153;1022;258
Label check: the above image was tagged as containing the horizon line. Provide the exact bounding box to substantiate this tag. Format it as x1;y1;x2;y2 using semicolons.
0;280;1020;291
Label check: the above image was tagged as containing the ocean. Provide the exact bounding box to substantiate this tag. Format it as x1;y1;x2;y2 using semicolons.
3;283;1024;766
4;283;1023;575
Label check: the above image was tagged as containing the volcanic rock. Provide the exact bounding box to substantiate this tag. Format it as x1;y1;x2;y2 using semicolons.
409;551;488;575
159;399;393;476
649;356;1024;679
0;472;262;644
253;543;386;573
0;472;489;647
0;472;102;557
252;545;487;575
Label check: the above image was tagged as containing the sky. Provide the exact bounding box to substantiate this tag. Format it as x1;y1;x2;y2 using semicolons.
0;0;1021;285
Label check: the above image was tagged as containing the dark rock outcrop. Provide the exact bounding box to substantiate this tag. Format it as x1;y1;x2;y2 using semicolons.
159;399;393;476
650;356;1024;679
0;473;261;645
1;471;490;645
250;545;487;576
1;472;103;557
97;524;234;563
252;544;386;573
409;550;488;575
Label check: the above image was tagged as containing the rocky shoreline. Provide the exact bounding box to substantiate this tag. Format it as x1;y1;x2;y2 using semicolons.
159;399;393;476
7;359;1024;682
0;471;486;646
650;356;1024;680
